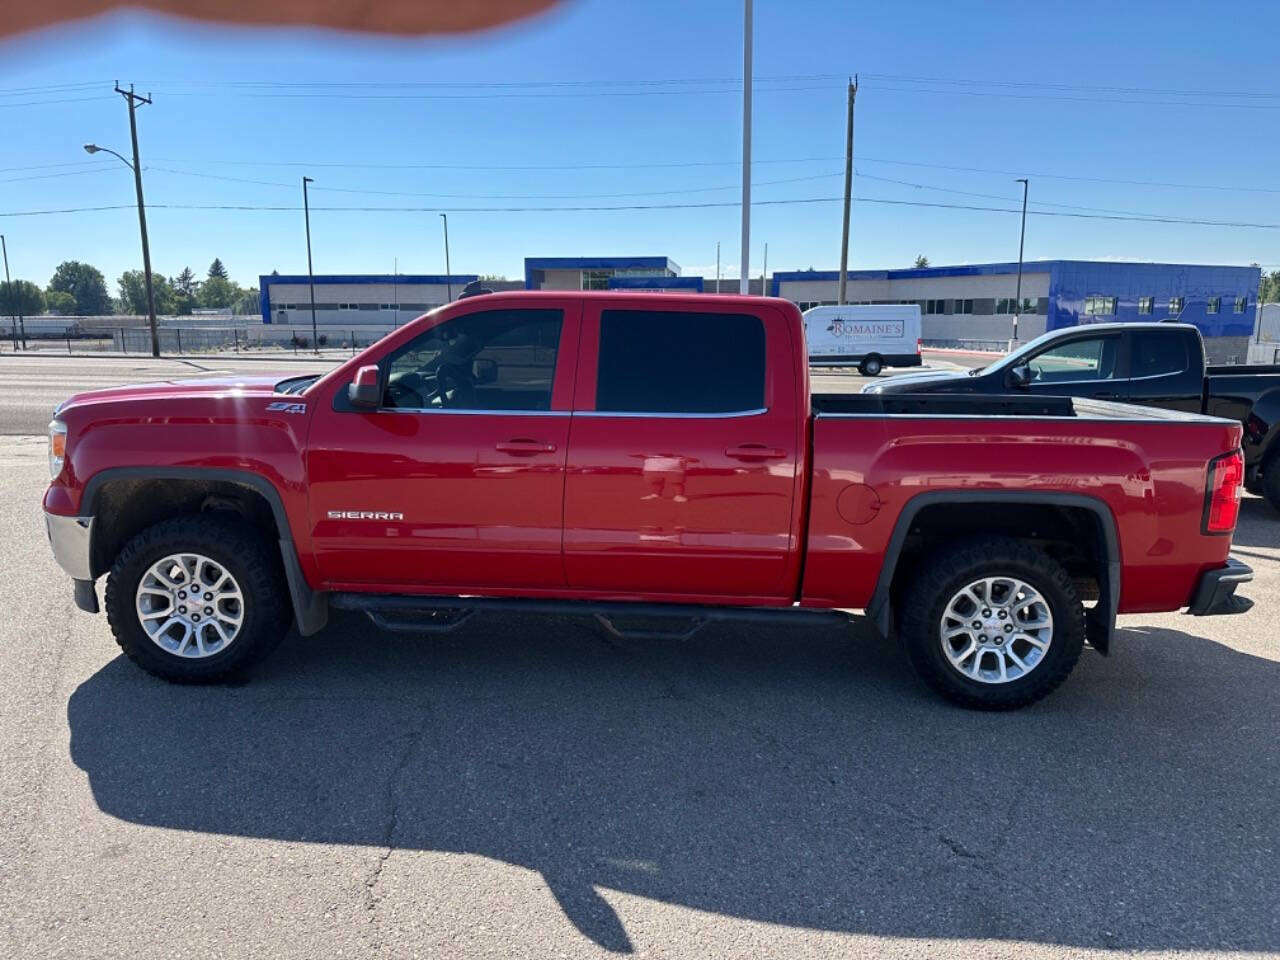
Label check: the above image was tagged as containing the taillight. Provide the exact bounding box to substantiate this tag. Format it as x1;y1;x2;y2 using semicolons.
1203;449;1244;535
916;338;922;355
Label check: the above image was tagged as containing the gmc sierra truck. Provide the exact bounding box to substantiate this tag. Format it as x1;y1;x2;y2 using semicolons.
43;292;1253;709
865;321;1280;511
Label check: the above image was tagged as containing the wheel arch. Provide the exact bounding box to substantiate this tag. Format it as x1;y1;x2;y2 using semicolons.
867;491;1120;654
82;467;327;636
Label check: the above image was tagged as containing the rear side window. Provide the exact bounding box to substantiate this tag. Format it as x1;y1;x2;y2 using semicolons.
1130;331;1191;379
596;310;766;414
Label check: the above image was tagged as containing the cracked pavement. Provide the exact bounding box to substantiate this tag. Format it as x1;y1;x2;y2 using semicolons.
1;424;1278;958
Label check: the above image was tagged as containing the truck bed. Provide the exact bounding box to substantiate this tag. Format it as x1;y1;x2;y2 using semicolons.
811;391;1230;423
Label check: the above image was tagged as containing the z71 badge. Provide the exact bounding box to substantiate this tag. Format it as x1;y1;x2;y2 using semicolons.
266;401;307;414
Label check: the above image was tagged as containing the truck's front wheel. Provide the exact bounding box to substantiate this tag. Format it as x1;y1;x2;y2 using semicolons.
105;514;291;683
898;536;1085;710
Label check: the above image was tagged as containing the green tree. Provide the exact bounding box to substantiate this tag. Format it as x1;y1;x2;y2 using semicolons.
914;255;930;268
233;286;259;315
48;260;111;315
116;271;177;315
207;258;228;280
174;267;197;296
0;279;45;316
45;290;76;314
198;275;238;309
1260;270;1280;303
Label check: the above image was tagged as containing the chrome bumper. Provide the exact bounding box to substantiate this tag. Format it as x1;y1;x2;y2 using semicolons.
44;511;94;581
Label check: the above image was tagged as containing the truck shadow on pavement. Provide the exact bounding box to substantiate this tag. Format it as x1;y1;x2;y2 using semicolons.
1229;496;1280;548
68;614;1279;954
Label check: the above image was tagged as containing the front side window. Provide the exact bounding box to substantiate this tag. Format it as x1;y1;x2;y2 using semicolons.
596;310;765;414
1027;337;1117;383
383;308;562;411
1130;331;1190;379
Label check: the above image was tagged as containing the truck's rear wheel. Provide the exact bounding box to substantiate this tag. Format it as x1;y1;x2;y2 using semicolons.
898;536;1085;710
105;514;291;683
1262;452;1280;514
858;355;883;377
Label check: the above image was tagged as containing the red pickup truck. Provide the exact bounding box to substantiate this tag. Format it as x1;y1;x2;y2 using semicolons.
43;291;1253;709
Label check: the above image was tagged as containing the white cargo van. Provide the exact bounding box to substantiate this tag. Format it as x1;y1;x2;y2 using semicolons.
802;304;922;376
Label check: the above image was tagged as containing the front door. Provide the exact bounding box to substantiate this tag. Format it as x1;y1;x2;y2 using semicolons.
1024;332;1127;400
306;301;580;590
561;301;802;603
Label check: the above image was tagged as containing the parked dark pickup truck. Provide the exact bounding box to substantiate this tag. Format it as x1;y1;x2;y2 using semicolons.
867;322;1280;510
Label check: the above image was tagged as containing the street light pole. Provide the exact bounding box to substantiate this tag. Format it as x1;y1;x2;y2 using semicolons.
739;0;752;295
1013;177;1029;345
440;213;452;302
1;234;25;350
302;176;318;353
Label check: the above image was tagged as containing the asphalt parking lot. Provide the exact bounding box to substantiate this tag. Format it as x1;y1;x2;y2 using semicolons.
1;358;1276;959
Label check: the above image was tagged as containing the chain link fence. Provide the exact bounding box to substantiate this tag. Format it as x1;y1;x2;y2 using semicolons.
1;320;394;356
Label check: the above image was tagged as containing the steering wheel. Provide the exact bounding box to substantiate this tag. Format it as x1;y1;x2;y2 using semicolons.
384;373;429;409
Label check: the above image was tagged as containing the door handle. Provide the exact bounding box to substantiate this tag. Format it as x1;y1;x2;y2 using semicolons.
495;439;557;455
725;444;787;461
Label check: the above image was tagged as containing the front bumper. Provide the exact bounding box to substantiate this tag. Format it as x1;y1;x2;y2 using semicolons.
45;511;94;580
1187;557;1254;616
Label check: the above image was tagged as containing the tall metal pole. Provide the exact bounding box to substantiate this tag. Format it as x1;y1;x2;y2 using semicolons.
761;242;767;296
838;77;858;305
116;84;158;357
716;241;721;292
302;176;318;352
1013;177;1029;344
739;0;752;295
440;213;453;302
1;234;21;350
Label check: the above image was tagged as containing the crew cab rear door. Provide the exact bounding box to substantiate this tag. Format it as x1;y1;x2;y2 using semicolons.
1123;328;1205;413
561;300;803;603
305;299;581;589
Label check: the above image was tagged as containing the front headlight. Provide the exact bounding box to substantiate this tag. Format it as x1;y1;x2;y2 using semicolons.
48;419;67;478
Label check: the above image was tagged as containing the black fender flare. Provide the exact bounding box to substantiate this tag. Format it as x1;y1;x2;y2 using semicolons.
866;490;1120;654
81;466;328;636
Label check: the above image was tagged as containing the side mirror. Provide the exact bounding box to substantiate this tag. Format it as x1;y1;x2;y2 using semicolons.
472;358;498;385
347;364;381;408
1006;363;1032;389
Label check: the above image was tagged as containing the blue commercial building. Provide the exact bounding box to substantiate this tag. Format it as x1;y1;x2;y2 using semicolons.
772;260;1259;357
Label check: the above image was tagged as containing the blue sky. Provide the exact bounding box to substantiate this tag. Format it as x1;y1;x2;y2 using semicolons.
2;0;1279;292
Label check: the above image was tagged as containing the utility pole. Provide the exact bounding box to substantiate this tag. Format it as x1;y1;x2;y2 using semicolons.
302;176;318;353
761;242;768;296
440;213;453;301
838;76;858;305
1;234;25;350
739;0;752;295
1013;178;1029;345
116;84;158;356
715;241;721;292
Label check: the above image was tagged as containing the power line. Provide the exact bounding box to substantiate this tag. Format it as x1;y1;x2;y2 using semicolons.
154;85;837;102
855;72;1280;100
145;165;844;200
147;154;844;172
0;95;117;109
0;167;118;184
856;155;1280;196
137;73;845;90
6;194;1280;229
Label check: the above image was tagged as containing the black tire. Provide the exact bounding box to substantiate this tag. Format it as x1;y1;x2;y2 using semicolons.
858;355;883;377
1262;452;1280;514
898;536;1085;710
105;514;291;683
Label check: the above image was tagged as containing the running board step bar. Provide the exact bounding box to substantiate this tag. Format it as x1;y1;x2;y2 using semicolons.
329;593;850;641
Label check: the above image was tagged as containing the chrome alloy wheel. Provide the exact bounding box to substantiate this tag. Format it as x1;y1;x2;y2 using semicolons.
135;553;244;658
939;576;1053;684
